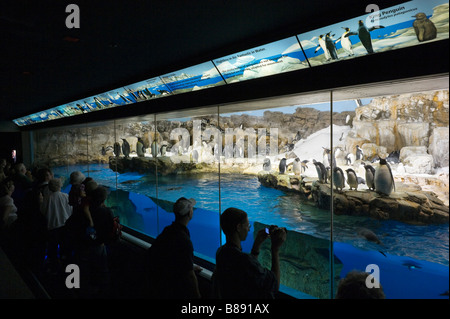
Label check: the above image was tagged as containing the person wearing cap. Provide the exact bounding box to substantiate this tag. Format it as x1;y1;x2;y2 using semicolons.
212;207;287;299
148;197;201;299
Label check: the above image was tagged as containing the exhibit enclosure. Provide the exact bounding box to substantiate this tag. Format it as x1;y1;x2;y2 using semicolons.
31;75;449;299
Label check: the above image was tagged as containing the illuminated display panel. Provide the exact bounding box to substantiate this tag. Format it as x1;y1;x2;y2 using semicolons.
213;36;308;83
12;0;449;127
299;0;448;66
160;61;226;94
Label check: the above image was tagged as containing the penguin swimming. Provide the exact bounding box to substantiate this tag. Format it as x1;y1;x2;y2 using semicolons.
364;164;376;191
292;158;302;175
313;160;327;183
325;32;338;60
263;158;271;172
333;166;346;191
121;138;130;158
345;168;359;190
279;158;287;174
345;20;384;54
374;158;395;196
357;227;382;245
113;142;121;157
314;34;331;61
413;12;437;42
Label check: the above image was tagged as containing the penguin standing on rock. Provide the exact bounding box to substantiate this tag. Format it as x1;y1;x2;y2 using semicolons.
356;145;364;161
263;158;271;172
279;158;287;174
364;164;376;191
345;168;359;190
374;158;395;196
292;158;302;175
121;138;130;158
313;160;327;183
333;167;346;192
160;144;167;157
113;142;121;157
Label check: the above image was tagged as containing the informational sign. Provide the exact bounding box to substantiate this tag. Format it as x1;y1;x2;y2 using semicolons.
298;0;448;66
161;61;226;94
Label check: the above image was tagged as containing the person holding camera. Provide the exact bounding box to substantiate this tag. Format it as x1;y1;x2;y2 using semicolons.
212;207;287;299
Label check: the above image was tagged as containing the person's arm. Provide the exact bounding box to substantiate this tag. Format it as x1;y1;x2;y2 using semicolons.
251;228;269;257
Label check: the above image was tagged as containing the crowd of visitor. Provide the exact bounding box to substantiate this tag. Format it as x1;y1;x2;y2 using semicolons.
0;158;384;299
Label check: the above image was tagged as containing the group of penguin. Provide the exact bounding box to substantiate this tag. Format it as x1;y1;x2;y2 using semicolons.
315;12;437;60
275;153;395;196
105;138;167;159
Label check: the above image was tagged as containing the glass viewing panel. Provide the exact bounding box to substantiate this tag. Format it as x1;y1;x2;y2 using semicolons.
30;77;448;298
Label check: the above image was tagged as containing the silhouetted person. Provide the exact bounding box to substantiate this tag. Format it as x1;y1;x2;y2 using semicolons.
212;207;286;299
335;270;385;299
148;197;201;299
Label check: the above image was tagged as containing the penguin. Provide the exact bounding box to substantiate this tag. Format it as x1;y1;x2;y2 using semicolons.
345;168;359;190
136;138;145;157
101;146;106;156
345;152;354;165
301;159;309;173
345;20;384;54
279;158;287;174
113;142;121;157
364;164;376;191
323;147;336;168
313;160;327;183
374;158;395;196
337;27;354;56
355;145;364;161
292;158;302;175
192;149;199;163
413;12;437;42
314;34;331;61
357;227;382;245
151;141;159;158
160;144;167;157
263;158;271;172
121;139;130;158
325;32;338;60
333;166;346;191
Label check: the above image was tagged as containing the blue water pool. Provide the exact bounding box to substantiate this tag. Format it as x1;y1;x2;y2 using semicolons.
55;163;449;298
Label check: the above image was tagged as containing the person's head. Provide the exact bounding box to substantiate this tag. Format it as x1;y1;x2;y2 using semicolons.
48;178;62;192
220;207;250;241
90;186;108;208
84;179;98;197
335;270;385;299
173;197;196;222
69;171;85;185
14;163;26;175
36;167;53;183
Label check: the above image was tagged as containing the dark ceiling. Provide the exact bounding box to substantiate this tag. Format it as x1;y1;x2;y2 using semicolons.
1;0;406;125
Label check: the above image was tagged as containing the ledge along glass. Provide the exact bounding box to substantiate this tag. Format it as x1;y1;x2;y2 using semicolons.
298;0;449;67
